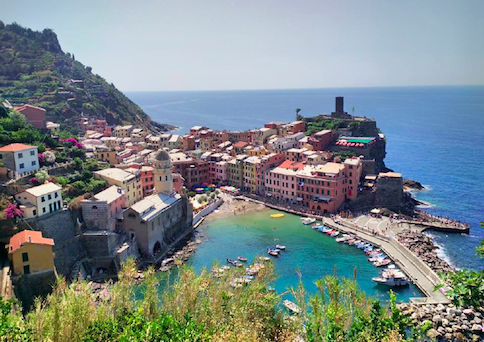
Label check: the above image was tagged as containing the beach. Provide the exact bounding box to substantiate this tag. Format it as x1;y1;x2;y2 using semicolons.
204;193;268;221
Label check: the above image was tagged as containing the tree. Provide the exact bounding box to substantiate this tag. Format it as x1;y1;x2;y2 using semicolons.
34;170;49;184
72;157;83;171
295;108;302;121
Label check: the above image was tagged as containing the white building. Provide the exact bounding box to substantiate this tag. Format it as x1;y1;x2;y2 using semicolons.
15;183;63;218
0;143;39;175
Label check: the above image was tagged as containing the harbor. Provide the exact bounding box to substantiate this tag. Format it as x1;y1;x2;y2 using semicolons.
189;207;424;303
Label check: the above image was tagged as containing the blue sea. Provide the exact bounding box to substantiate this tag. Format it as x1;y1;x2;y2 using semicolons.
127;86;484;271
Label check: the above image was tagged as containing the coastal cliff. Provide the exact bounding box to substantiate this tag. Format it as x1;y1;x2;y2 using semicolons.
0;21;175;133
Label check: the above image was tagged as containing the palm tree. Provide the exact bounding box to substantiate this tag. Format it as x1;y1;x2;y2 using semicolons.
295;108;302;121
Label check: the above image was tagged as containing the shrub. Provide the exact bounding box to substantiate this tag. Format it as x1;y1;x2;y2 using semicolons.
3;203;23;219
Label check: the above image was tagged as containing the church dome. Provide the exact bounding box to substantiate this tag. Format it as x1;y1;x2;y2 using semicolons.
155;150;170;162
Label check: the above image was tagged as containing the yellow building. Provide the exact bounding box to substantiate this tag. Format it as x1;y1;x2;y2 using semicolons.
94;168;143;206
94;149;117;165
243;156;260;192
8;230;55;276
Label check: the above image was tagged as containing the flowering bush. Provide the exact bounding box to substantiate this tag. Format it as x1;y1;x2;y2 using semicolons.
38;153;45;167
4;203;23;219
29;177;39;185
60;137;84;149
43;150;56;164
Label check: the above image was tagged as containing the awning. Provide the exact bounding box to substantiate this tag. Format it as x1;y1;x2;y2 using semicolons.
296;197;303;201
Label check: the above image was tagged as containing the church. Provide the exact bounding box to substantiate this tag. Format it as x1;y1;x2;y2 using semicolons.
121;150;193;258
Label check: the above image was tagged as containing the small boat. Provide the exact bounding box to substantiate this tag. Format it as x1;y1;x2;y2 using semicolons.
312;223;323;229
283;300;302;314
368;254;386;262
373;259;391;267
275;244;286;250
373;271;409;287
301;217;316;225
238;256;248;262
326;229;335;235
162;258;174;266
258;256;270;261
227;258;240;266
330;231;340;237
270;213;285;218
268;250;279;257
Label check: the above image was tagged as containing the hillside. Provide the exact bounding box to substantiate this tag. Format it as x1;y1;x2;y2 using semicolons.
0;21;175;133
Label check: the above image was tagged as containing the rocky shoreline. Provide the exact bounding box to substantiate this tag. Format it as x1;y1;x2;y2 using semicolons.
398;303;484;341
397;230;455;274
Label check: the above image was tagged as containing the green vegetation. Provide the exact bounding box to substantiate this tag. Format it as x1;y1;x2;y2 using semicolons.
332;150;357;161
0;259;423;341
305;119;345;136
435;221;484;309
0;22;172;132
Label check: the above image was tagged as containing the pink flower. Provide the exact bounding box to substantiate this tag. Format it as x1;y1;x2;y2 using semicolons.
4;204;23;219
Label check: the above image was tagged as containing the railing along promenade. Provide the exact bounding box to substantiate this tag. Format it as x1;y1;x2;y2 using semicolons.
238;194;450;304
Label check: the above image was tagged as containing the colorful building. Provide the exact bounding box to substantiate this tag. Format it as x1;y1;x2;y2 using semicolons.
265;160;304;202
81;185;125;231
0;143;39;175
94;168;143;206
14;104;46;129
15;183;63;218
8;230;55;276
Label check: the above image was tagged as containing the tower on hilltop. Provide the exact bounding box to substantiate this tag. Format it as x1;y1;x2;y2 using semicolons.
331;96;352;119
153;149;174;196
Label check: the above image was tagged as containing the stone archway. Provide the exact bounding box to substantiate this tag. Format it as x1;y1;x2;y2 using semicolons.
153;241;162;256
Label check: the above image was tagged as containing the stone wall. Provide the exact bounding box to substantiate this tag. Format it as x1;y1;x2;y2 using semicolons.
375;176;403;211
13;270;57;311
18;210;85;276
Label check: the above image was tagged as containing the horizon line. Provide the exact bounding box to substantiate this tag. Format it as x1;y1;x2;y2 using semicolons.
122;83;484;93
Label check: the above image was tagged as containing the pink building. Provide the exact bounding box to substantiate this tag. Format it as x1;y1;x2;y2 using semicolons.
265;160;305;202
173;173;184;193
81;185;126;231
14;105;46;129
210;161;228;185
255;153;285;194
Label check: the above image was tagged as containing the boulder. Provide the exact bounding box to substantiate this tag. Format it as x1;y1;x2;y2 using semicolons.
426;328;441;339
470;324;482;332
432;315;442;326
442;318;450;327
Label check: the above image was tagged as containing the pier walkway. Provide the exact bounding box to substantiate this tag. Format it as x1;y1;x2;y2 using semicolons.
322;218;449;304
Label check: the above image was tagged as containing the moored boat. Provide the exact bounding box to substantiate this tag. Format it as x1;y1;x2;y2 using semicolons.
373;259;391;267
372;270;409;287
283;300;302;314
302;217;316;225
238;256;248;262
275;244;286;250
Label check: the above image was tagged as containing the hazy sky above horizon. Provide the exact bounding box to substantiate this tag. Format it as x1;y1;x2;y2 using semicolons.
3;0;484;91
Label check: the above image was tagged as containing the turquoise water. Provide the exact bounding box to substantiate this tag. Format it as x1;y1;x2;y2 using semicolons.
188;208;423;303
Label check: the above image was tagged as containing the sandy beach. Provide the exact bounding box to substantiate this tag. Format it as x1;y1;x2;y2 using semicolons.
205;193;268;221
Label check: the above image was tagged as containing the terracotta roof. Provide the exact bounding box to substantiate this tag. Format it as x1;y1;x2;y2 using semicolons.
14;104;46;112
0;143;37;152
8;230;54;254
234;141;249;148
279;160;305;170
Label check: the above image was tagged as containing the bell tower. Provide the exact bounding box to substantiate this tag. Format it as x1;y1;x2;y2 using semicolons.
153;149;173;196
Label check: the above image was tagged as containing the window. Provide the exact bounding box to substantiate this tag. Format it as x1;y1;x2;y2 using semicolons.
48;194;52;200
22;252;29;262
23;265;30;274
43;207;46;213
41;196;45;202
30;150;35;156
0;154;2;159
55;192;58;198
19;163;24;169
32;161;36;166
18;153;23;158
33;209;36;216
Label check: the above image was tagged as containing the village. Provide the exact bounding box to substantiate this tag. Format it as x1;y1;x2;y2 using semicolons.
0;96;468;314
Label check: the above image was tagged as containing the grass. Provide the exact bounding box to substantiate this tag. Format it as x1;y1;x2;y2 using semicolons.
0;258;423;342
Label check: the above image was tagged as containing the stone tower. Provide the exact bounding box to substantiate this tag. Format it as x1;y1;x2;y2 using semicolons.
153;149;173;196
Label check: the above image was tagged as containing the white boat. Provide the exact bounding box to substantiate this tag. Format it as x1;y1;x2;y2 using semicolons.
283;299;301;314
372;271;409;287
330;231;340;237
301;217;316;225
276;244;286;250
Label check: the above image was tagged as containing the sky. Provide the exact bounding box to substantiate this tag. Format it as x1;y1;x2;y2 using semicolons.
2;0;484;91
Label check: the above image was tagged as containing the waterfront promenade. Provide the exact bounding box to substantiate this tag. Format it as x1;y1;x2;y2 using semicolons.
238;195;450;304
